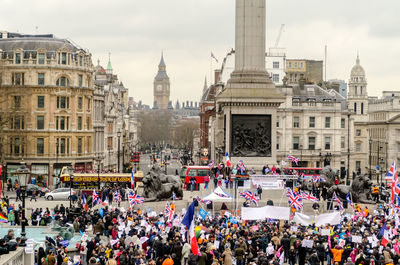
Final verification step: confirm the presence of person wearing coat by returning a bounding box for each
[181,242,191,265]
[222,247,233,265]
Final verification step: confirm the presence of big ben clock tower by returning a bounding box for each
[153,53,170,110]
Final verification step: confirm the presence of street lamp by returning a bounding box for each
[66,166,74,209]
[14,163,30,247]
[96,156,102,190]
[369,139,372,180]
[117,130,121,173]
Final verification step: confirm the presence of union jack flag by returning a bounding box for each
[287,155,299,165]
[92,190,101,206]
[239,190,259,206]
[288,192,303,210]
[238,160,246,172]
[114,190,121,203]
[165,202,174,221]
[128,192,144,206]
[387,161,400,203]
[214,192,230,198]
[208,160,215,168]
[299,191,319,202]
[332,192,344,211]
[312,175,322,182]
[196,196,211,205]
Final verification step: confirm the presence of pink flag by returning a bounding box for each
[328,235,331,249]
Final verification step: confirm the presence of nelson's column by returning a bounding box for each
[215,0,284,169]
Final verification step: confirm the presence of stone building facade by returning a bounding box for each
[153,54,170,110]
[0,32,94,186]
[286,59,323,86]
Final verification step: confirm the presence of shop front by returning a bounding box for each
[31,164,49,187]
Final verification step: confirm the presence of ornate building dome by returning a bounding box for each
[351,55,365,77]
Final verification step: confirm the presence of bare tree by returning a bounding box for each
[172,119,199,149]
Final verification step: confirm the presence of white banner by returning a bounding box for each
[293,212,341,227]
[252,177,285,190]
[241,206,290,220]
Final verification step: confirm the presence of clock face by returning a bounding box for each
[157,85,162,91]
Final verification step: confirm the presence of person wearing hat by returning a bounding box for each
[222,245,233,265]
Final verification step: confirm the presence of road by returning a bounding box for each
[139,154,182,176]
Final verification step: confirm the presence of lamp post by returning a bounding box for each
[117,130,121,173]
[96,156,101,190]
[68,166,74,209]
[14,163,30,247]
[377,142,381,185]
[369,139,372,180]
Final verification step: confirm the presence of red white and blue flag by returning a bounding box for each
[131,169,135,189]
[214,191,230,198]
[286,188,303,209]
[312,175,323,182]
[182,201,201,256]
[387,161,400,203]
[299,191,319,202]
[92,190,101,206]
[208,160,215,168]
[128,192,144,206]
[114,190,121,203]
[82,193,89,211]
[346,193,355,209]
[287,155,299,165]
[238,160,246,172]
[332,192,344,211]
[165,202,174,221]
[225,152,231,167]
[239,190,260,206]
[196,196,211,205]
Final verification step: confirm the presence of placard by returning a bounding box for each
[352,235,362,243]
[321,229,331,236]
[301,239,314,248]
[291,226,298,232]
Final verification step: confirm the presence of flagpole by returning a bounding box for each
[210,54,213,87]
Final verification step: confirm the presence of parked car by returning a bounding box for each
[45,188,75,201]
[26,184,50,197]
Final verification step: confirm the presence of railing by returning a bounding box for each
[251,174,298,180]
[1,247,34,265]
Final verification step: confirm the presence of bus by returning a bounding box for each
[180,166,210,190]
[59,166,144,189]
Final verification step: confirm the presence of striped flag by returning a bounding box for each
[182,202,201,256]
[332,192,344,211]
[287,155,299,165]
[225,152,231,167]
[131,169,135,189]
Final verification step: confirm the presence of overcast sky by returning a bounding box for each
[1,0,399,105]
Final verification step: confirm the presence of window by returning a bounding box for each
[60,116,65,130]
[398,143,400,152]
[37,96,45,108]
[325,137,331,150]
[341,118,345,129]
[37,116,44,130]
[276,116,280,127]
[308,136,315,150]
[78,97,83,110]
[77,138,82,154]
[300,62,304,68]
[56,116,69,130]
[107,137,113,150]
[356,161,361,172]
[294,62,298,68]
[79,56,83,66]
[293,117,300,128]
[12,73,24,85]
[272,74,279,83]
[14,138,20,154]
[325,117,331,128]
[78,75,83,87]
[354,103,357,113]
[288,62,292,68]
[11,115,24,130]
[14,96,21,108]
[61,53,67,64]
[56,76,69,87]
[38,73,45,85]
[77,116,82,130]
[341,136,345,149]
[57,96,69,109]
[38,53,45,64]
[293,136,299,150]
[356,143,361,152]
[37,138,44,154]
[309,117,315,128]
[277,136,280,150]
[273,62,279,69]
[356,129,361,136]
[361,103,364,114]
[15,53,21,64]
[60,138,66,153]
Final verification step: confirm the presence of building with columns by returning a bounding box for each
[0,31,94,187]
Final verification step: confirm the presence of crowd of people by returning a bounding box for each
[0,185,399,265]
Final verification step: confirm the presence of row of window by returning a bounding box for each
[13,52,85,66]
[276,116,346,129]
[10,72,85,87]
[13,95,91,110]
[276,136,332,150]
[8,114,90,131]
[288,61,304,69]
[9,137,89,155]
